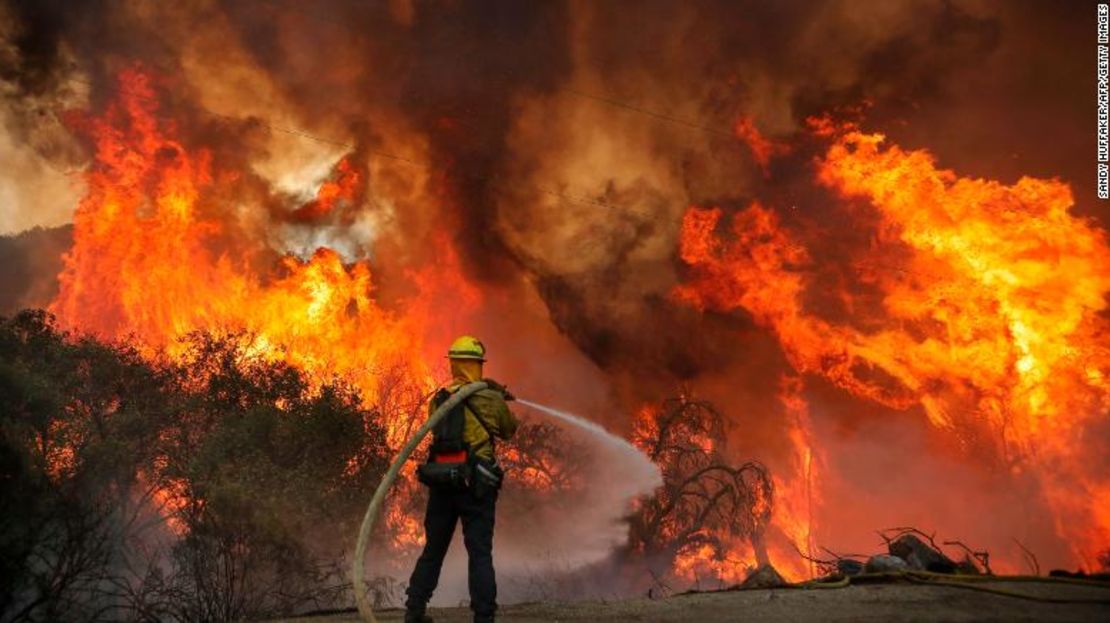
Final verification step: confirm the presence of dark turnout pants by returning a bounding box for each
[406,485,498,619]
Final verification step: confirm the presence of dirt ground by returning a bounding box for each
[274,578,1110,622]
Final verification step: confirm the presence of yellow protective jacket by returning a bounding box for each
[435,379,518,462]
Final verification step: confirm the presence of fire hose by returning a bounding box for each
[796,571,1110,604]
[351,381,489,623]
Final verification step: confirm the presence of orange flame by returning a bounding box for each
[770,375,822,580]
[49,68,462,442]
[290,156,364,222]
[675,119,1110,567]
[733,116,789,175]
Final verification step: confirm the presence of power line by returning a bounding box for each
[558,86,734,138]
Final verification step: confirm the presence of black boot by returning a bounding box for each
[404,608,433,623]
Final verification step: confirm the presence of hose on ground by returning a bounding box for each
[351,381,490,623]
[900,571,1110,604]
[799,570,1110,604]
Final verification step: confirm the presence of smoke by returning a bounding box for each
[514,399,662,561]
[0,0,1105,577]
[809,399,1073,574]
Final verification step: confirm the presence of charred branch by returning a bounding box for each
[1012,538,1041,577]
[627,396,773,578]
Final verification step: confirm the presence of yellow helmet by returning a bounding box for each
[447,335,486,361]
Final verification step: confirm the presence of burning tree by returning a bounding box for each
[143,331,393,620]
[628,396,773,582]
[500,420,588,494]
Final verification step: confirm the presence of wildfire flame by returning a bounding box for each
[49,68,462,445]
[734,116,790,176]
[675,118,1110,567]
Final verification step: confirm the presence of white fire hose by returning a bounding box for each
[352,381,489,623]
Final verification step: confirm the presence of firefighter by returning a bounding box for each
[405,336,518,623]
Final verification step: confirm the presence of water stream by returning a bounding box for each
[517,399,661,480]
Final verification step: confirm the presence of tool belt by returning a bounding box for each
[416,455,503,496]
[416,459,471,490]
